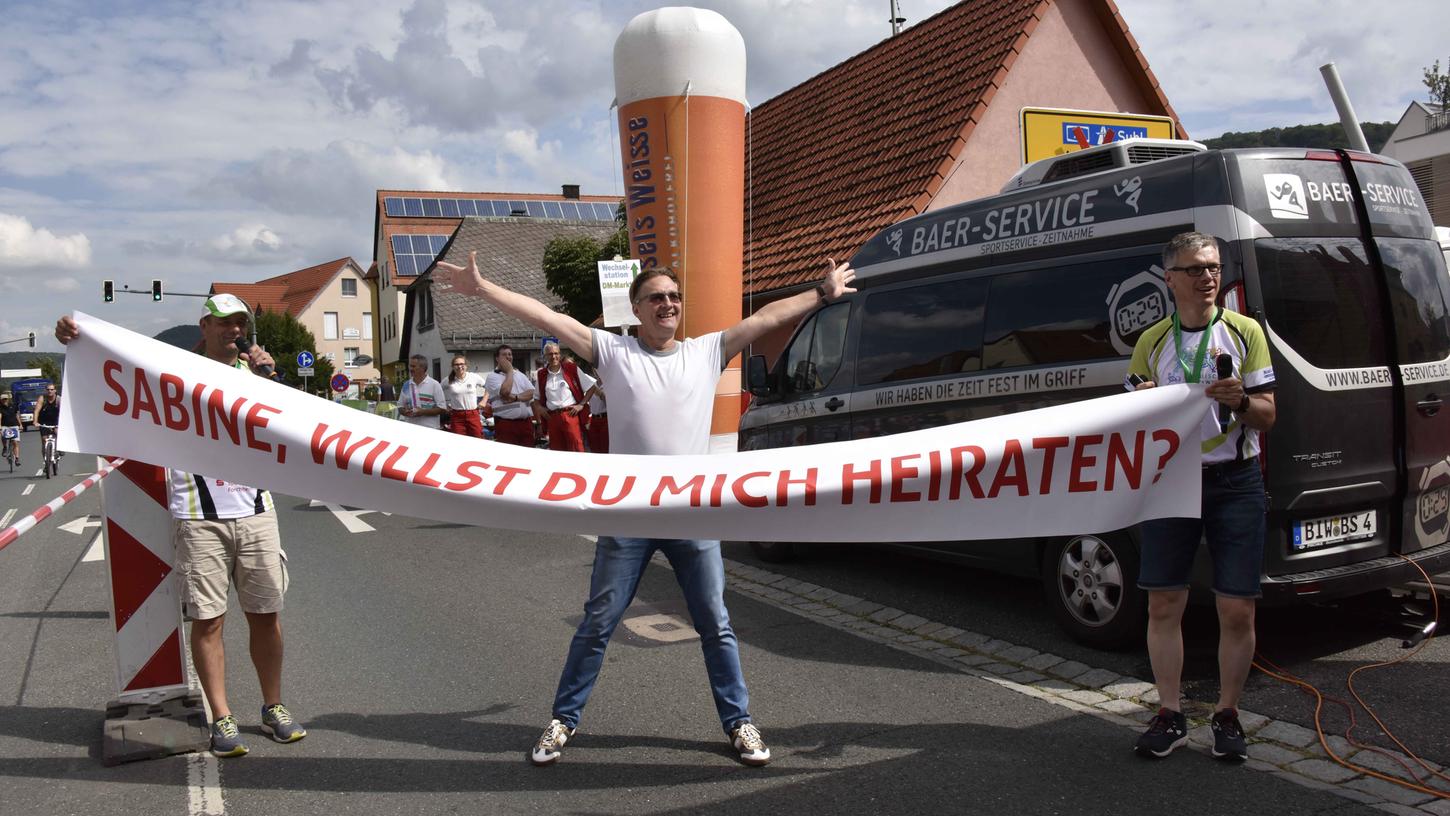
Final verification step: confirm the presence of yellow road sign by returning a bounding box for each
[1021,107,1176,165]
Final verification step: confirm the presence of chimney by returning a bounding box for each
[562,184,581,200]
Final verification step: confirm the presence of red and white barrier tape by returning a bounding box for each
[0,458,122,552]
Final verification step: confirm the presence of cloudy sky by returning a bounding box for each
[2,0,1442,352]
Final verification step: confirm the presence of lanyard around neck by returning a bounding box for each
[1172,307,1221,384]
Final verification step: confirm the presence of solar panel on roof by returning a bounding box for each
[509,201,527,215]
[456,199,476,217]
[594,202,617,220]
[491,200,511,217]
[441,198,459,217]
[560,202,580,219]
[422,198,442,217]
[384,198,405,216]
[404,198,423,217]
[429,235,448,253]
[526,201,545,217]
[543,201,562,219]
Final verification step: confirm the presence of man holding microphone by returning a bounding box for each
[1126,231,1276,763]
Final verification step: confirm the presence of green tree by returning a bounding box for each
[541,205,630,325]
[1425,58,1450,109]
[252,309,333,391]
[27,356,61,386]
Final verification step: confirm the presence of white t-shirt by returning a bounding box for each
[588,377,607,415]
[398,376,446,428]
[442,371,488,411]
[539,366,597,410]
[484,369,535,420]
[168,470,274,520]
[590,329,725,455]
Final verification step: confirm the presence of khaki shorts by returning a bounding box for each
[175,511,288,620]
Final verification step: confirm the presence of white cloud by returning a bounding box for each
[0,212,91,269]
[218,140,453,216]
[210,224,284,260]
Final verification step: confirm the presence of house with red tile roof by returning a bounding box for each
[370,187,622,380]
[211,256,377,388]
[742,0,1183,360]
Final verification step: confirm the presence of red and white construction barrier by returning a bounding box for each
[99,458,188,701]
[0,457,119,552]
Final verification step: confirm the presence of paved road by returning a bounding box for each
[0,435,1445,814]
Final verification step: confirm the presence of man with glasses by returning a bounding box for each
[535,341,595,452]
[1125,231,1277,762]
[434,250,855,768]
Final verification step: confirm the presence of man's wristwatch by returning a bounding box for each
[1235,394,1250,413]
[816,283,829,303]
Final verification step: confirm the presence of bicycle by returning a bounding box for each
[38,424,58,479]
[1,427,16,473]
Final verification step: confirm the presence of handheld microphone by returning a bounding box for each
[234,337,277,378]
[1215,353,1234,432]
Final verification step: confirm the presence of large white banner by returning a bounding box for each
[59,313,1207,542]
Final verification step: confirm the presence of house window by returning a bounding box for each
[364,312,373,340]
[341,278,358,298]
[419,288,434,328]
[323,312,339,340]
[344,347,360,367]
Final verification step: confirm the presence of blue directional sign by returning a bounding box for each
[297,351,315,368]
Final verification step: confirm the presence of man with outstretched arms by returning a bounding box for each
[1126,231,1276,762]
[55,294,307,758]
[434,250,855,767]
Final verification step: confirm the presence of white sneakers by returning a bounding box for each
[530,718,574,766]
[731,722,771,766]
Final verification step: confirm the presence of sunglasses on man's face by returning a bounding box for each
[638,291,683,305]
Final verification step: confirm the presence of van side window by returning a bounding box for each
[782,302,850,394]
[982,257,1159,369]
[855,278,987,386]
[1377,238,1450,364]
[1256,238,1389,368]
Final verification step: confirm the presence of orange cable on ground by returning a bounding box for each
[1251,554,1447,799]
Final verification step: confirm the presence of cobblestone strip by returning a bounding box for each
[718,556,1450,813]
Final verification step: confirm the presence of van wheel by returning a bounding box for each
[748,541,797,563]
[1042,533,1145,650]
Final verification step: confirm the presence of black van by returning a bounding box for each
[739,139,1450,648]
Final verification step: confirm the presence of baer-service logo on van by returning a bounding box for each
[1263,173,1309,219]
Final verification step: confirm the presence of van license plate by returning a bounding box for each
[1292,511,1376,551]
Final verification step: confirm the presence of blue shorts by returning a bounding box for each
[1137,459,1267,598]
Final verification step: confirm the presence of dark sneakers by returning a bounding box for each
[1211,708,1249,761]
[209,715,248,758]
[261,703,307,743]
[1135,707,1189,758]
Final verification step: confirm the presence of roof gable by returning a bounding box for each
[745,0,1179,295]
[409,217,621,349]
[211,257,361,318]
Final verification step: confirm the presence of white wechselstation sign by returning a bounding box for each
[597,259,642,328]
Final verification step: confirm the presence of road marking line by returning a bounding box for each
[184,637,223,816]
[309,499,377,533]
[81,533,104,562]
[22,484,34,496]
[0,508,14,528]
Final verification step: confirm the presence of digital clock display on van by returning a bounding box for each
[1115,290,1165,335]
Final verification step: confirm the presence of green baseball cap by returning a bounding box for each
[204,293,251,319]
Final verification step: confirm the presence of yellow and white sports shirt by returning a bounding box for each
[1127,307,1276,464]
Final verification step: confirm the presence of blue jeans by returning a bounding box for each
[551,537,751,734]
[1138,459,1267,598]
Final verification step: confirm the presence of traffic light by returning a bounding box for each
[151,279,163,302]
[27,332,35,348]
[103,279,114,302]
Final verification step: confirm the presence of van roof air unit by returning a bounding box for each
[1001,138,1207,192]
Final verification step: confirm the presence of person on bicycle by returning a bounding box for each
[0,392,20,466]
[36,384,61,460]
